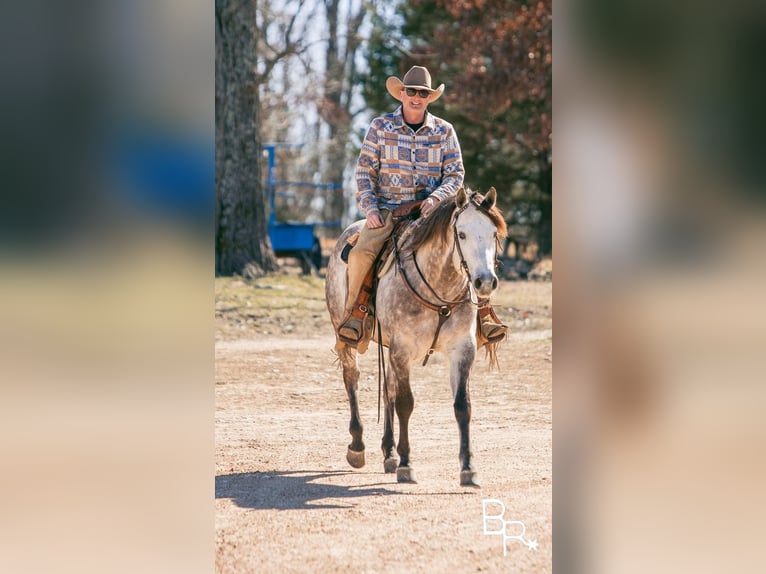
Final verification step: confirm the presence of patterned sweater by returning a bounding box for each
[355,106,465,216]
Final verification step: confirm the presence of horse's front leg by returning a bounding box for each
[339,345,365,468]
[451,341,480,487]
[380,344,398,473]
[381,394,398,473]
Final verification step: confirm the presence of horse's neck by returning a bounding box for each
[413,235,465,296]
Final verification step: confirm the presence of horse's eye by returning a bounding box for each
[458,231,466,240]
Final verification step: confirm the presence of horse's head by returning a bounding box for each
[452,187,507,298]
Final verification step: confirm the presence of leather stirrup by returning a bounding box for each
[338,266,376,345]
[477,301,507,345]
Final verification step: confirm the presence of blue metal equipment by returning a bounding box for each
[263,143,341,273]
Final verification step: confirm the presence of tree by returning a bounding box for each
[317,0,369,224]
[362,0,552,255]
[362,5,407,115]
[433,0,552,254]
[215,0,279,276]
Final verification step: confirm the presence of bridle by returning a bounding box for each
[450,197,477,287]
[394,196,497,365]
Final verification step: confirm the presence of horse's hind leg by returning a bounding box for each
[389,352,416,483]
[451,343,480,487]
[339,345,365,468]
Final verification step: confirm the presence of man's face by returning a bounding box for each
[400,87,430,122]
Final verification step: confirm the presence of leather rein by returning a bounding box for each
[394,199,478,366]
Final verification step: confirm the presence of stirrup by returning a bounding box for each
[477,299,507,345]
[339,266,375,346]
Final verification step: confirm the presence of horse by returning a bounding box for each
[325,187,507,486]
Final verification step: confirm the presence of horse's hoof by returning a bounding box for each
[396,467,417,483]
[460,470,481,487]
[383,457,398,474]
[346,448,366,469]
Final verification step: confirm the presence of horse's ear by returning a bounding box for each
[456,187,468,208]
[480,187,497,210]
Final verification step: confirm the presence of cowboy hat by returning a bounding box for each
[386,66,445,103]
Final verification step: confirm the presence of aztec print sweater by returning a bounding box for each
[355,107,465,217]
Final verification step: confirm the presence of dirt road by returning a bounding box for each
[215,276,551,573]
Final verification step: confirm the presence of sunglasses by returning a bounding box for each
[405,88,431,98]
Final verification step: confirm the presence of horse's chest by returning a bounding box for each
[377,289,473,351]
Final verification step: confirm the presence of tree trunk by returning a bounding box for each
[215,0,278,276]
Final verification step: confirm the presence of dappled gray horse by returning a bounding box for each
[325,187,507,486]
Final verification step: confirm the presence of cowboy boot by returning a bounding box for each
[478,300,508,344]
[338,258,374,345]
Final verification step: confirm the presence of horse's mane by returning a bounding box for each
[406,188,507,252]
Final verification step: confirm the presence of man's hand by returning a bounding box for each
[421,196,438,216]
[366,210,385,228]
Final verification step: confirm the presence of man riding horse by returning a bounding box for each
[338,65,507,346]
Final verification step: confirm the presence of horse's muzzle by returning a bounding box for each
[474,274,498,297]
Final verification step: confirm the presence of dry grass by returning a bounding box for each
[215,268,551,341]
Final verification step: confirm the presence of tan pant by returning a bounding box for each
[344,210,394,311]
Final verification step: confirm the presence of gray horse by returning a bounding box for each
[325,187,507,486]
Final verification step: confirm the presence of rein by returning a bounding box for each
[394,201,478,366]
[376,317,387,423]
